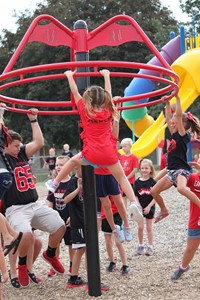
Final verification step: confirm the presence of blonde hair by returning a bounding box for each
[83,86,118,119]
[63,144,69,151]
[139,158,155,178]
[56,156,70,164]
[121,138,133,147]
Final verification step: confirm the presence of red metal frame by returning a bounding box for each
[0,14,179,115]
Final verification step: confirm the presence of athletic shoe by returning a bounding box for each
[129,203,143,223]
[42,251,65,274]
[121,265,130,276]
[122,225,132,242]
[112,225,125,243]
[106,261,116,272]
[171,265,190,280]
[27,270,42,283]
[45,179,59,193]
[48,268,56,277]
[66,277,87,288]
[18,264,30,287]
[134,245,144,255]
[145,246,153,256]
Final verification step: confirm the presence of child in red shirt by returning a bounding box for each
[120,138,139,209]
[46,69,142,221]
[171,160,200,280]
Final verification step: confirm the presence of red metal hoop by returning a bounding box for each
[0,60,178,115]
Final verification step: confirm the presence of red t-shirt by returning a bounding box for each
[77,99,118,165]
[187,173,200,229]
[119,154,138,184]
[101,196,118,219]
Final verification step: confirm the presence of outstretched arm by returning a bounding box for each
[99,69,112,96]
[64,70,81,104]
[188,161,200,171]
[25,108,44,158]
[165,100,173,134]
[112,97,121,139]
[175,95,185,136]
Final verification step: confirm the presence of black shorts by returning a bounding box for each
[143,206,155,219]
[101,212,122,233]
[71,227,85,245]
[95,174,120,197]
[62,227,72,245]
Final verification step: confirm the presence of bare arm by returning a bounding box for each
[175,95,185,136]
[0,103,7,129]
[127,167,138,180]
[99,69,112,96]
[25,108,44,158]
[64,70,81,104]
[188,161,200,171]
[112,97,121,138]
[165,100,173,134]
[63,177,82,204]
[63,187,79,204]
[112,120,119,139]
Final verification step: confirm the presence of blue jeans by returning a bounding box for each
[0,172,13,198]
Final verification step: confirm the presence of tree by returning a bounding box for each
[0,0,179,148]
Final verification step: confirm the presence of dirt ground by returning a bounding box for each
[2,185,200,300]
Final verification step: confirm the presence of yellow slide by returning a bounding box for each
[127,48,200,158]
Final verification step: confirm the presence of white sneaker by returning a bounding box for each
[145,246,153,256]
[45,179,59,193]
[129,203,143,223]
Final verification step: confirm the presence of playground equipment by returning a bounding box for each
[0,14,178,114]
[122,19,200,158]
[124,48,200,158]
[0,14,178,297]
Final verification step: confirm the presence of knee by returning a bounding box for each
[101,198,111,209]
[177,186,185,194]
[150,188,155,197]
[138,223,144,231]
[58,225,66,236]
[20,232,34,246]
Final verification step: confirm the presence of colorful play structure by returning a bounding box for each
[122,18,200,158]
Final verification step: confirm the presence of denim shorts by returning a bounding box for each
[188,228,200,239]
[166,169,190,186]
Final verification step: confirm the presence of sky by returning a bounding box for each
[0,0,191,35]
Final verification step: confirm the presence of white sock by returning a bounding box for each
[180,264,187,271]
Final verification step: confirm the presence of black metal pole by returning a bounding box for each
[74,20,101,297]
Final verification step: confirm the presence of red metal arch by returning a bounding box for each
[0,14,179,115]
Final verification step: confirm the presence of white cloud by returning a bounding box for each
[161,0,190,23]
[0,0,44,34]
[0,0,191,36]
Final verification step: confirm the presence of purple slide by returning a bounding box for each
[122,36,181,122]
